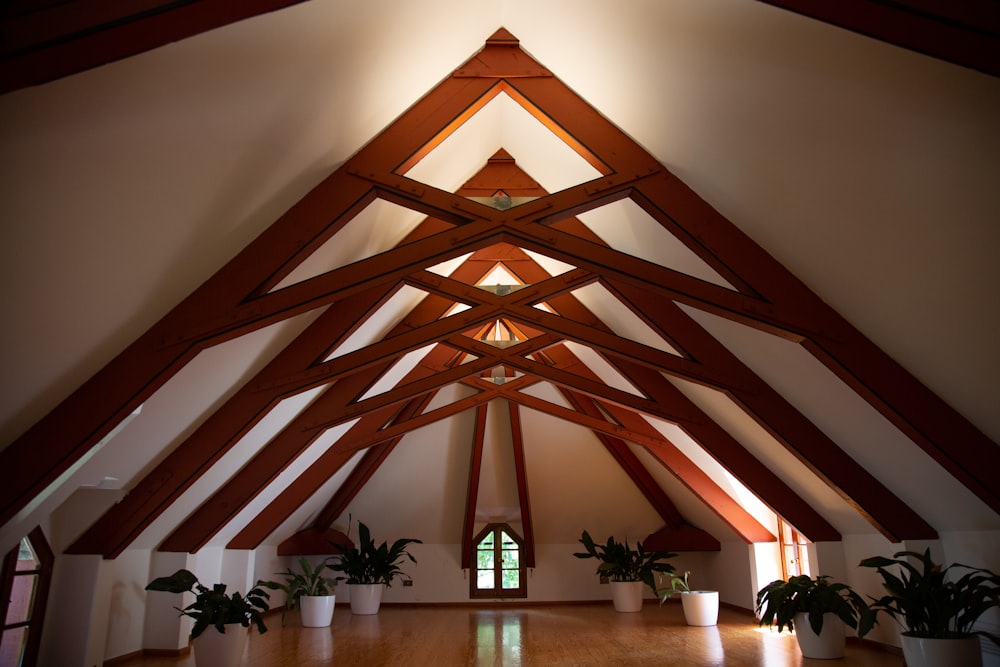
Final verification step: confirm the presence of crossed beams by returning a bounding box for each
[13,30,996,559]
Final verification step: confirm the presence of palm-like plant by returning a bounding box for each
[327,520,422,586]
[858,548,1000,646]
[260,557,339,623]
[755,574,868,635]
[573,530,676,593]
[145,569,270,638]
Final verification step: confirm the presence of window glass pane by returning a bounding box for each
[502,549,519,568]
[476,569,495,590]
[5,575,37,625]
[501,569,519,589]
[500,531,516,549]
[479,533,494,549]
[477,551,494,570]
[0,625,27,667]
[15,539,38,571]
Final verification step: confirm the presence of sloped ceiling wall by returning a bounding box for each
[1,0,998,558]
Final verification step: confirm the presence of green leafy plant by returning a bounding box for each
[260,557,339,624]
[755,574,869,635]
[859,548,1000,646]
[145,569,269,638]
[573,530,676,594]
[658,570,692,602]
[326,520,422,586]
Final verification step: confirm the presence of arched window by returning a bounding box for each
[470,524,526,599]
[0,527,53,667]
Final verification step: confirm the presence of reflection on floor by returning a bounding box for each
[115,602,903,666]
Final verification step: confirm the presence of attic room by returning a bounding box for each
[1,0,998,665]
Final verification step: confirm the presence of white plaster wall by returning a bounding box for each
[102,549,152,661]
[38,554,103,667]
[143,551,194,651]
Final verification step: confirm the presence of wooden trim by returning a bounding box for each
[468,524,528,599]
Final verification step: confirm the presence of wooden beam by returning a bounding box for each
[605,279,937,541]
[461,406,489,570]
[755,0,1000,78]
[66,284,400,557]
[0,170,374,527]
[507,402,536,567]
[0,1,313,94]
[558,391,685,529]
[276,528,351,557]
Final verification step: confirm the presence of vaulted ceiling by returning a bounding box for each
[1,1,998,559]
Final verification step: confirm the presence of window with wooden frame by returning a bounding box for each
[778,518,810,579]
[0,527,53,667]
[470,524,526,599]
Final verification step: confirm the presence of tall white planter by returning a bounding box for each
[680,591,719,626]
[300,594,336,627]
[793,612,846,659]
[610,581,645,612]
[192,625,247,667]
[900,634,982,667]
[349,583,385,615]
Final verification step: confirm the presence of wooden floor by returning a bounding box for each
[117,602,902,666]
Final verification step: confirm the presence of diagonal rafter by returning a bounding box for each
[603,278,938,541]
[71,226,522,555]
[11,27,993,557]
[548,359,771,546]
[65,283,402,557]
[506,401,536,567]
[460,405,490,569]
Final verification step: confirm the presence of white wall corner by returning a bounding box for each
[143,551,195,651]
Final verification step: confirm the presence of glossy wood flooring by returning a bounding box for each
[118,602,902,666]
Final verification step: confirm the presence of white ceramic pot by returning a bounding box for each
[349,583,385,615]
[680,591,719,626]
[610,580,645,612]
[793,612,845,659]
[192,625,247,667]
[900,633,982,667]
[300,594,336,627]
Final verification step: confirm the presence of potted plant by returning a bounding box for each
[261,556,339,627]
[859,548,1000,667]
[659,571,719,626]
[573,530,676,612]
[145,569,269,667]
[755,574,868,659]
[326,520,422,615]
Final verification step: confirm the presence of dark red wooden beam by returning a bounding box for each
[275,528,351,557]
[461,406,489,570]
[558,391,685,530]
[0,169,375,527]
[755,0,1000,78]
[311,398,430,530]
[549,374,772,546]
[14,28,995,559]
[605,279,937,541]
[66,284,400,557]
[230,378,539,550]
[507,402,536,567]
[509,65,998,516]
[0,1,312,94]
